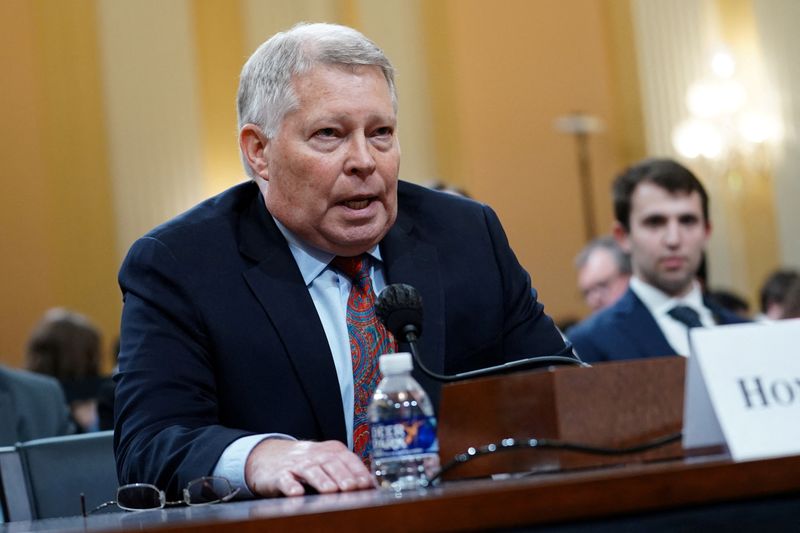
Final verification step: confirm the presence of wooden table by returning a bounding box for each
[3,452,800,532]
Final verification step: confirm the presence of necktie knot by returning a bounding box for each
[332,255,370,284]
[668,305,703,329]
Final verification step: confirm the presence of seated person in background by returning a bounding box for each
[0,364,74,446]
[756,269,799,321]
[574,236,631,314]
[25,308,110,433]
[427,180,472,199]
[115,22,568,500]
[705,289,750,319]
[96,337,120,431]
[567,158,748,363]
[781,277,800,319]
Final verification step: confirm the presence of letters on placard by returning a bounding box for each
[737,376,800,409]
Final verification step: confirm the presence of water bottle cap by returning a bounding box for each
[378,352,413,375]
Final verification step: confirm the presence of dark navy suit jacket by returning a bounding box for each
[115,180,566,495]
[566,287,749,363]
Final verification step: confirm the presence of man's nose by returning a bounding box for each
[586,292,603,311]
[344,134,376,178]
[664,220,681,247]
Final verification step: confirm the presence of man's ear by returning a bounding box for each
[239,124,270,180]
[612,221,631,253]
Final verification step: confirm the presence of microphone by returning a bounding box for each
[375,282,424,343]
[375,284,587,383]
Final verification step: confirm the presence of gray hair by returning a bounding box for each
[574,236,632,274]
[237,22,397,178]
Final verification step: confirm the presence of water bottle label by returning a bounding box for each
[370,415,438,458]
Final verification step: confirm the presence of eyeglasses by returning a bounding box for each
[579,274,623,300]
[86,476,239,515]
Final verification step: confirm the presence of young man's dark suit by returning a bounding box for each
[115,180,566,496]
[566,287,749,363]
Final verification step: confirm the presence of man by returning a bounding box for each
[705,289,750,319]
[783,277,800,319]
[567,158,747,363]
[757,269,799,321]
[115,23,567,500]
[574,236,631,313]
[26,307,107,433]
[0,364,73,446]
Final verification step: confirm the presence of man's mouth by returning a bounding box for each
[661,256,685,269]
[341,198,373,210]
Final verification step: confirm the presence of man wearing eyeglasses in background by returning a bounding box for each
[574,236,631,314]
[114,22,568,500]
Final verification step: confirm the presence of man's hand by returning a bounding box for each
[244,439,376,497]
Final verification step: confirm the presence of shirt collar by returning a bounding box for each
[629,276,704,315]
[271,215,382,286]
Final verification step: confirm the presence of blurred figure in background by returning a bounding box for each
[781,277,800,319]
[428,180,473,199]
[96,337,120,431]
[25,308,108,433]
[757,269,799,321]
[705,289,751,320]
[574,236,631,314]
[0,364,74,445]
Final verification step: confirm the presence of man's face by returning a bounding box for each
[260,64,399,256]
[577,248,629,312]
[616,182,710,297]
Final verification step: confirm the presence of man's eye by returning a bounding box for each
[373,127,393,137]
[643,217,665,227]
[314,128,337,138]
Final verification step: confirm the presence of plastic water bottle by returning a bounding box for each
[368,352,440,491]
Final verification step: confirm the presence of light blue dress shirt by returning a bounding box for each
[212,217,386,496]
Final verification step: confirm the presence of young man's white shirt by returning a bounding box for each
[628,277,715,357]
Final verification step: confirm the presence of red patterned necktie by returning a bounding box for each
[332,254,396,461]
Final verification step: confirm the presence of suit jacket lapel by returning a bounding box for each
[615,289,677,357]
[238,193,346,443]
[380,204,445,379]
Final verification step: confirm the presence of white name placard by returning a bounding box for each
[683,319,800,461]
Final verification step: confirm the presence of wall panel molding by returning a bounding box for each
[752,0,800,268]
[97,0,206,259]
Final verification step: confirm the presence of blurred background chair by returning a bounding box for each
[0,445,31,522]
[16,430,118,519]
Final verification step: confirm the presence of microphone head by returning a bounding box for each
[376,283,423,342]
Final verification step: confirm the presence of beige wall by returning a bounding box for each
[422,0,636,322]
[1,0,793,368]
[1,0,119,370]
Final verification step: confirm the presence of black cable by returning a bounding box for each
[428,432,683,485]
[408,335,589,384]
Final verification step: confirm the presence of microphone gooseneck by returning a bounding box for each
[376,284,587,384]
